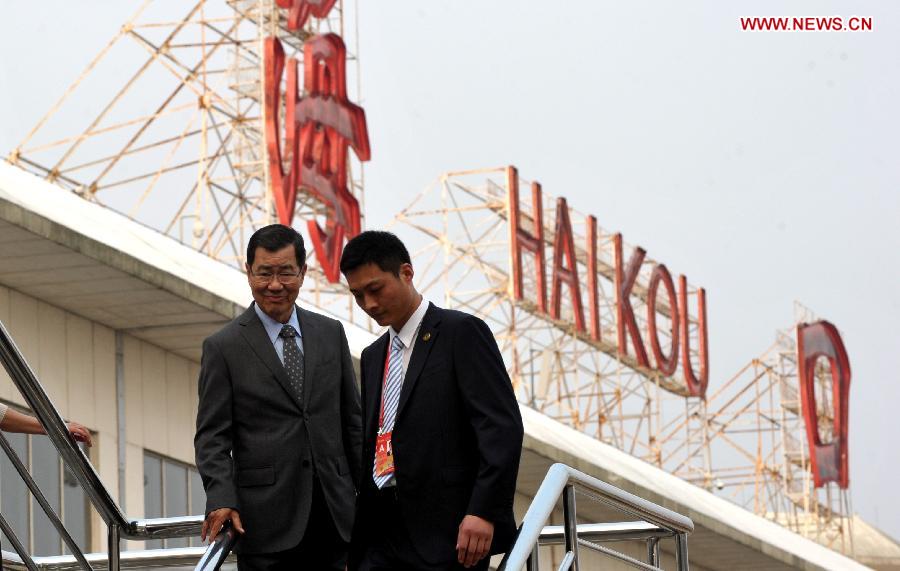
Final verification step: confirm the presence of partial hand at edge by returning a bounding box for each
[456,514,494,568]
[66,422,92,447]
[201,507,245,543]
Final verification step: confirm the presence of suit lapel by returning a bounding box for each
[238,304,302,413]
[396,303,441,419]
[295,307,315,406]
[365,333,390,438]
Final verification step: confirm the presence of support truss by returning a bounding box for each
[390,167,707,465]
[392,170,853,556]
[694,302,853,554]
[6,0,368,326]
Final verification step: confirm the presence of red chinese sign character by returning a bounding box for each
[796,320,851,489]
[264,37,300,229]
[263,33,370,283]
[297,33,370,282]
[276,0,337,31]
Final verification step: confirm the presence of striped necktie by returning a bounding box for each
[374,334,405,488]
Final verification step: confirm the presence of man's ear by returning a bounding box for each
[400,262,415,283]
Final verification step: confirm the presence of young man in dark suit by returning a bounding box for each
[341,231,524,571]
[195,224,362,570]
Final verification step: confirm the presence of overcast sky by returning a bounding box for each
[2,0,898,543]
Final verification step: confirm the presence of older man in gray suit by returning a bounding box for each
[195,224,362,570]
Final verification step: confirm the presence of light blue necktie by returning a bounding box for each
[374,335,405,488]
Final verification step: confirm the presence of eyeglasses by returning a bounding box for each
[251,270,303,285]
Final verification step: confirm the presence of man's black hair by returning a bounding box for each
[246,224,307,268]
[340,230,411,276]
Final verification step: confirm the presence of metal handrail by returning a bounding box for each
[0,319,235,569]
[0,431,91,569]
[499,463,694,571]
[1,546,237,571]
[537,522,674,544]
[1,524,238,571]
[194,521,240,571]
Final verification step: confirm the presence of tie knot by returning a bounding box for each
[279,324,298,339]
[391,335,404,351]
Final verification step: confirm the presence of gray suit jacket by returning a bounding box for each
[194,304,362,554]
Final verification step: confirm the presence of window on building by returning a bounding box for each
[0,429,91,556]
[143,451,205,549]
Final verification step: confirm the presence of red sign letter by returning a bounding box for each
[264,37,300,227]
[647,264,679,376]
[296,33,371,282]
[796,320,851,489]
[586,215,600,341]
[508,166,547,313]
[614,234,649,367]
[550,198,585,332]
[276,0,337,31]
[678,275,709,398]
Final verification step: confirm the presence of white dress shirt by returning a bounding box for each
[254,303,303,363]
[389,297,429,376]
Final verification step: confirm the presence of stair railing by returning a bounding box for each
[499,463,694,571]
[0,320,237,570]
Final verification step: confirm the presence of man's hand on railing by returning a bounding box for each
[66,422,92,447]
[457,514,494,568]
[202,508,245,543]
[0,408,92,447]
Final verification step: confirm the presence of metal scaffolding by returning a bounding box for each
[6,0,368,326]
[390,168,853,555]
[691,302,853,554]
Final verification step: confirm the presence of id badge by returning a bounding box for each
[374,431,395,476]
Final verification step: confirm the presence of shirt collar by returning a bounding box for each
[390,297,428,349]
[254,303,301,344]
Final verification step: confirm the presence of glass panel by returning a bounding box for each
[63,459,89,554]
[31,435,62,555]
[1,433,30,554]
[143,454,162,549]
[164,461,189,548]
[189,468,205,547]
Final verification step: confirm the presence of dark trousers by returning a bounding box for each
[238,478,348,571]
[354,487,490,571]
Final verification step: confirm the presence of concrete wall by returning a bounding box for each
[0,284,199,552]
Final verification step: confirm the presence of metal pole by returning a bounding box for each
[526,544,540,571]
[116,330,127,511]
[108,523,121,571]
[0,511,39,571]
[675,533,690,571]
[562,484,579,571]
[0,432,92,569]
[0,320,128,528]
[646,537,660,567]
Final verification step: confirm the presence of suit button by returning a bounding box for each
[302,460,310,468]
